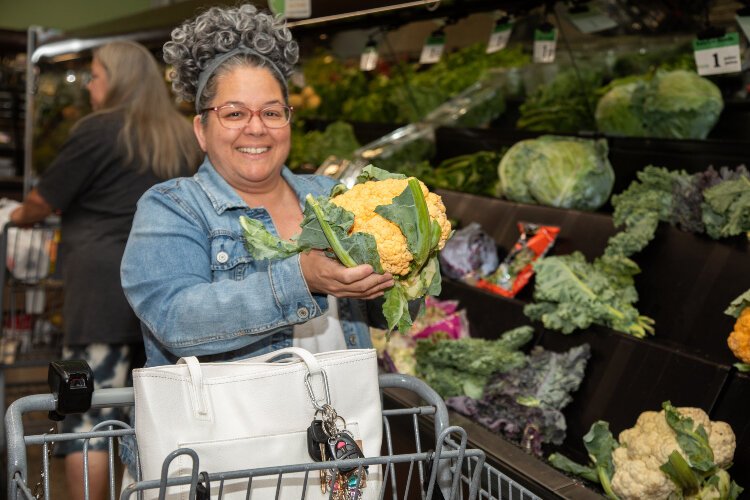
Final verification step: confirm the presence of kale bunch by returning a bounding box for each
[414,326,533,399]
[447,343,591,456]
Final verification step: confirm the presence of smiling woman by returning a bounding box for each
[120,3,396,375]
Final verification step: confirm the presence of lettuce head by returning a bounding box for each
[498,135,615,211]
[596,70,723,140]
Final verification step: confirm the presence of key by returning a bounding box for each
[307,419,329,462]
[327,431,365,473]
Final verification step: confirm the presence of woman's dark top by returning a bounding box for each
[37,110,163,345]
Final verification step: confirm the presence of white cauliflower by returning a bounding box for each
[611,407,736,500]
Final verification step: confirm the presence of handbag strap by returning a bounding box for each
[177,347,330,414]
[179,356,210,417]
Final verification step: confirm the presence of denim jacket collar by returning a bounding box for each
[193,157,322,215]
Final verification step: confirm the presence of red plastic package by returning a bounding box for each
[476,222,560,298]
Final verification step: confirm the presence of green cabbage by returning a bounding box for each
[596,70,723,140]
[498,135,615,211]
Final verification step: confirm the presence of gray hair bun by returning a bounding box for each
[163,4,299,102]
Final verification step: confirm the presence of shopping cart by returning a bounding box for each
[6,372,543,500]
[0,221,63,451]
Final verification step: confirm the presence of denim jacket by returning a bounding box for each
[121,158,372,368]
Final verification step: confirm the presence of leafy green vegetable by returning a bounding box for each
[702,176,750,239]
[524,252,654,337]
[583,422,620,500]
[498,135,614,211]
[414,326,533,398]
[548,453,599,483]
[548,421,619,499]
[517,68,604,133]
[448,343,590,455]
[288,121,361,172]
[605,165,750,259]
[420,151,504,197]
[596,70,723,140]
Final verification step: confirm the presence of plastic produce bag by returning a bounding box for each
[478,222,560,298]
[0,199,55,282]
[438,222,499,280]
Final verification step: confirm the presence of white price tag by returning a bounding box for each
[360,47,378,72]
[268,0,311,18]
[487,23,512,54]
[419,36,445,65]
[737,14,750,41]
[693,33,742,76]
[533,29,557,63]
[567,7,617,34]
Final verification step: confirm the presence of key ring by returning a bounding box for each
[305,369,331,411]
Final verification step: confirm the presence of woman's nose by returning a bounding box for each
[242,113,266,134]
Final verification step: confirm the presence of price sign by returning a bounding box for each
[360,47,378,72]
[487,23,512,54]
[533,29,557,63]
[420,35,445,65]
[693,33,741,76]
[567,7,617,34]
[268,0,311,18]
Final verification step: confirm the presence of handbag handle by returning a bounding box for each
[177,347,330,417]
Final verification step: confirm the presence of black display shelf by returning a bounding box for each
[433,188,750,483]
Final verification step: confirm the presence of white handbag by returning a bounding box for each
[133,347,383,499]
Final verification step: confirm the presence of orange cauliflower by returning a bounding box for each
[331,178,451,276]
[728,307,750,364]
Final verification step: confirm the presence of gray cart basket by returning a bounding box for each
[6,373,542,500]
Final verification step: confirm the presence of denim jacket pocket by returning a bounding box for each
[209,231,256,281]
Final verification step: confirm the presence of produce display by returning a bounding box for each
[596,70,724,140]
[240,165,451,333]
[498,135,615,211]
[605,165,750,258]
[550,403,743,499]
[288,121,360,172]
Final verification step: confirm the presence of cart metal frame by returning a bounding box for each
[6,373,542,500]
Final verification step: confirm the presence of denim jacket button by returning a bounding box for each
[348,334,357,345]
[216,251,229,264]
[297,307,309,319]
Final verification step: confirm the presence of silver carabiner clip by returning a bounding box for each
[305,368,331,411]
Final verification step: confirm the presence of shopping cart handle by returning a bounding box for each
[47,359,95,420]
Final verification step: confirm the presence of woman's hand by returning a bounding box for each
[300,250,394,300]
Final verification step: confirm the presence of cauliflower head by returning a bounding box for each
[331,178,451,275]
[728,307,750,364]
[611,407,736,500]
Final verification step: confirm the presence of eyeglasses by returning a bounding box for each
[200,103,293,129]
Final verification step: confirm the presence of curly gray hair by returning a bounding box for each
[163,4,299,112]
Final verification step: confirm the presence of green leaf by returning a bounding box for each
[548,453,600,483]
[660,450,701,494]
[240,216,301,259]
[375,178,432,270]
[583,421,619,500]
[356,164,407,183]
[383,285,410,333]
[724,289,750,318]
[662,401,716,474]
[735,362,750,373]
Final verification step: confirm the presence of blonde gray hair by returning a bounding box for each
[83,40,201,179]
[162,4,298,111]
